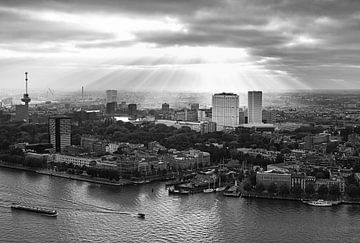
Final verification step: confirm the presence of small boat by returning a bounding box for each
[223,181,241,197]
[168,188,190,195]
[137,213,145,219]
[203,188,215,193]
[302,199,333,207]
[11,203,58,217]
[215,186,227,192]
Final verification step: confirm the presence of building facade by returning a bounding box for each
[212,93,239,131]
[106,90,117,103]
[49,116,71,153]
[248,91,262,124]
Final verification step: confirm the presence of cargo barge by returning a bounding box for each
[11,203,58,217]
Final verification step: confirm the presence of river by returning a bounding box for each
[0,168,359,242]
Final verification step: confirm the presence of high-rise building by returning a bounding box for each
[162,103,170,112]
[49,116,71,153]
[128,104,137,116]
[106,102,117,115]
[248,91,262,124]
[106,90,117,103]
[212,93,239,131]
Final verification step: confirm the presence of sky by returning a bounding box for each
[1,0,360,93]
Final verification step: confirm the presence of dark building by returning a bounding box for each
[48,116,71,153]
[106,102,117,115]
[128,104,137,116]
[162,103,170,112]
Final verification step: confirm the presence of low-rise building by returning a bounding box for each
[256,170,291,188]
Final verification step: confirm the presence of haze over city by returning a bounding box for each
[1,0,360,92]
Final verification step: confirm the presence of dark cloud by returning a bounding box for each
[1,0,360,90]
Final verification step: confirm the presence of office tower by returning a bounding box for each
[106,102,117,115]
[162,103,170,112]
[212,93,239,131]
[49,116,71,153]
[128,104,137,116]
[248,91,262,124]
[106,90,117,103]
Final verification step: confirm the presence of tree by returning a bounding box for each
[346,184,360,198]
[267,183,277,194]
[329,184,341,197]
[317,184,329,197]
[291,184,303,196]
[243,182,252,191]
[279,184,290,196]
[305,183,315,195]
[255,183,265,193]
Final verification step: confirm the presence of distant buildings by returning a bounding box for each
[248,91,262,124]
[212,92,239,131]
[49,116,71,153]
[162,103,170,112]
[128,104,137,116]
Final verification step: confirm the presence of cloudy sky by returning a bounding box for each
[1,0,360,92]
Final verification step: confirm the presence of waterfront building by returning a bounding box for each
[314,178,345,193]
[212,92,239,131]
[256,170,291,188]
[291,174,316,190]
[50,154,100,167]
[106,90,117,103]
[248,91,262,124]
[48,116,71,153]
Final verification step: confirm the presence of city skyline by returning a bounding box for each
[1,0,360,92]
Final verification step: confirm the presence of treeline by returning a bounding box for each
[86,167,120,181]
[0,123,49,151]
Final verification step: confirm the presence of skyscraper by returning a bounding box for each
[106,90,117,103]
[49,116,71,153]
[105,90,118,115]
[212,93,239,131]
[248,91,262,124]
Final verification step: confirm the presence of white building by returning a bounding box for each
[106,90,117,103]
[51,154,101,167]
[248,91,262,124]
[212,93,239,131]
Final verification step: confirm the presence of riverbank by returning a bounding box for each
[241,191,360,205]
[36,169,133,186]
[0,163,133,186]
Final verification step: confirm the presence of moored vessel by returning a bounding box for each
[302,199,340,207]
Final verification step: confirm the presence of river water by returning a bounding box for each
[0,168,359,243]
